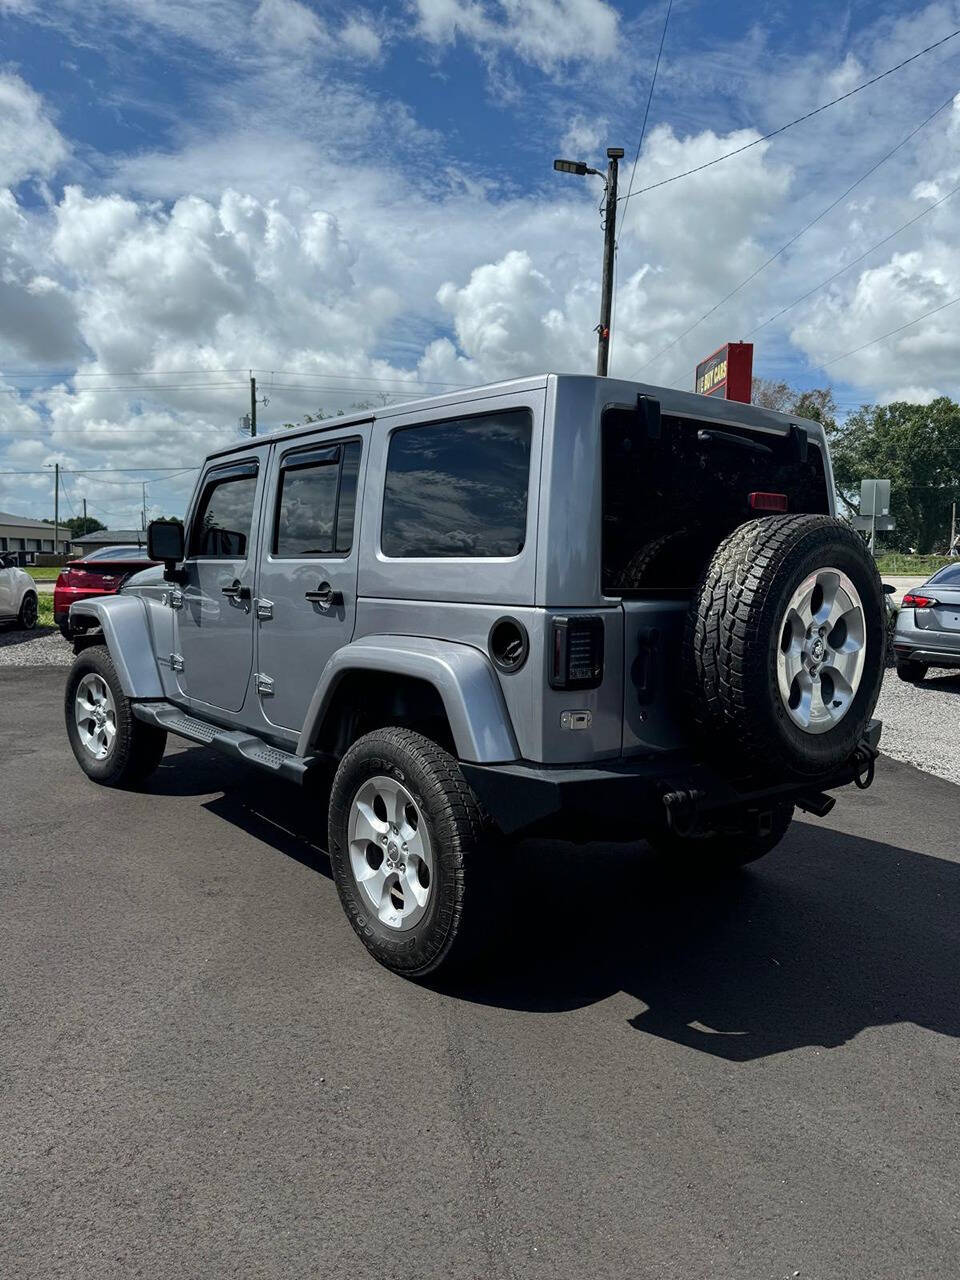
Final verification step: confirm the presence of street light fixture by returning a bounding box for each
[553,146,625,376]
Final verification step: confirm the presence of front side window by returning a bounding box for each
[273,439,362,557]
[189,467,258,558]
[381,410,532,558]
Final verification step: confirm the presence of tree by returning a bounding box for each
[281,394,390,430]
[43,515,107,537]
[828,398,960,552]
[751,378,838,433]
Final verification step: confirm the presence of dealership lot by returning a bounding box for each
[2,666,960,1279]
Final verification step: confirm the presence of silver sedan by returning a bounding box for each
[893,562,960,681]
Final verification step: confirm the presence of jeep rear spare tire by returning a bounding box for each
[685,514,885,777]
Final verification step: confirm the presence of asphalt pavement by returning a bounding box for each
[3,667,960,1280]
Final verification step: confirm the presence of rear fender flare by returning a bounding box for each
[297,635,520,764]
[69,595,164,699]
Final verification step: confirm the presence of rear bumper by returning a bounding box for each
[461,720,882,840]
[894,616,960,667]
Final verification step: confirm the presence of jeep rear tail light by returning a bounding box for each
[549,616,604,690]
[749,492,788,512]
[902,592,939,609]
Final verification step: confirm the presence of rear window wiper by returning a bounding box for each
[697,428,773,457]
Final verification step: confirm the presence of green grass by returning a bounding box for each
[37,595,56,628]
[26,566,63,581]
[874,553,953,575]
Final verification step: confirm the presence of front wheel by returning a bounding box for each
[17,592,37,630]
[647,803,795,872]
[65,645,167,786]
[327,728,490,977]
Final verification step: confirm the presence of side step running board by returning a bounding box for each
[131,701,319,785]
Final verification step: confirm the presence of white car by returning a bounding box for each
[0,554,38,629]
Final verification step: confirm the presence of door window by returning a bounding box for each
[189,465,258,559]
[273,439,362,558]
[381,410,532,558]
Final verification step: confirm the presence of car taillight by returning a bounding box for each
[902,592,939,608]
[749,492,788,512]
[549,616,604,690]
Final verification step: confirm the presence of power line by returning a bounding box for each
[619,0,673,229]
[2,366,470,390]
[632,88,956,374]
[746,178,960,336]
[619,28,960,201]
[821,292,960,367]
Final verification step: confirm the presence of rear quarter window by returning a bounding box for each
[381,410,532,558]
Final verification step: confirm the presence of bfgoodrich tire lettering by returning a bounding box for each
[65,644,167,787]
[328,727,489,977]
[685,514,885,777]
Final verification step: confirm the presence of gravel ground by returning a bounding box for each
[0,625,71,667]
[876,666,960,786]
[3,626,957,782]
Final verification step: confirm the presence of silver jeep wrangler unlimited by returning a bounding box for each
[64,375,885,976]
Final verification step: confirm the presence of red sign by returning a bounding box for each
[695,342,753,403]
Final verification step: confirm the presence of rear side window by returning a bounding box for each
[602,410,830,593]
[381,410,532,558]
[190,467,258,559]
[928,563,960,586]
[273,439,362,557]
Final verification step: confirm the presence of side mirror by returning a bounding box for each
[147,519,186,582]
[882,583,895,595]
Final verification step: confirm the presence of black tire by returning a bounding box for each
[17,592,37,630]
[896,659,927,683]
[647,802,795,872]
[328,728,490,977]
[58,621,73,641]
[685,514,885,777]
[64,644,167,787]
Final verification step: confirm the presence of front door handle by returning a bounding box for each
[305,581,343,611]
[221,579,251,602]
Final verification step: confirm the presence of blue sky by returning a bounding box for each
[1,0,960,523]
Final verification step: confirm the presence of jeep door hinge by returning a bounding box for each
[255,598,273,620]
[169,588,183,610]
[169,653,184,672]
[255,672,275,696]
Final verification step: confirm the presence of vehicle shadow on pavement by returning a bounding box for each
[453,821,960,1060]
[921,672,960,695]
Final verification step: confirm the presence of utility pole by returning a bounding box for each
[553,146,624,376]
[951,499,957,553]
[596,147,623,376]
[82,497,87,527]
[250,374,257,437]
[54,462,59,557]
[141,482,147,531]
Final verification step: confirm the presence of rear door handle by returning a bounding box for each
[305,581,343,611]
[221,579,251,601]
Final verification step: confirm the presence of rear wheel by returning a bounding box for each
[327,728,490,977]
[647,803,795,872]
[17,592,37,630]
[896,659,927,683]
[65,645,167,786]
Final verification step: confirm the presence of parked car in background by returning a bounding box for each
[54,544,157,639]
[0,552,38,629]
[893,562,960,681]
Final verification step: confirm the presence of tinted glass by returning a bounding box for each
[928,563,960,586]
[190,472,257,558]
[86,545,148,561]
[382,411,531,558]
[276,462,339,556]
[602,411,830,591]
[335,441,362,553]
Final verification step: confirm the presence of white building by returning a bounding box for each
[0,510,72,559]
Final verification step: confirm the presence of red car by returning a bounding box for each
[54,545,157,638]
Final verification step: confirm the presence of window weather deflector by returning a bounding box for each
[279,443,341,472]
